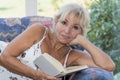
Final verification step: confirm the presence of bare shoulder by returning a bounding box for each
[25,23,46,37]
[17,23,46,44]
[68,49,84,65]
[2,24,47,56]
[68,49,92,66]
[70,49,86,56]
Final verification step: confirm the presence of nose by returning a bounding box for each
[64,26,71,34]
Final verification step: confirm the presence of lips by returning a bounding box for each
[61,34,70,40]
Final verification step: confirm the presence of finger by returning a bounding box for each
[44,75,57,80]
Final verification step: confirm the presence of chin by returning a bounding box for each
[58,37,71,44]
[60,40,70,44]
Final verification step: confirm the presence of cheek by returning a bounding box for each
[55,22,66,33]
[54,24,62,33]
[54,24,63,37]
[71,30,80,38]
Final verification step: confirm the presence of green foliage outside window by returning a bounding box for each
[88,0,120,75]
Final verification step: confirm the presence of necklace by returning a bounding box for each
[51,45,70,62]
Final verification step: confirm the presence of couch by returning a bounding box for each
[0,16,114,80]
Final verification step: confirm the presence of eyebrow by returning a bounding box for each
[64,18,68,22]
[64,18,82,29]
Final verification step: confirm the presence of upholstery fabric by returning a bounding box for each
[0,16,52,42]
[72,67,114,80]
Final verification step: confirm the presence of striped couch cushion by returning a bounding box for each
[0,16,52,42]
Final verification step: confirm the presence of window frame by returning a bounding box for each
[25,0,37,16]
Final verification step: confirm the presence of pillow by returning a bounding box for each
[29,16,53,28]
[0,16,53,42]
[0,41,9,54]
[0,17,28,42]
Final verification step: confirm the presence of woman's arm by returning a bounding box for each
[69,35,115,71]
[0,24,60,80]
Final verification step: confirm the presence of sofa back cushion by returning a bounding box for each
[0,16,53,42]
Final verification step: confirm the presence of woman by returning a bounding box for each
[0,3,115,80]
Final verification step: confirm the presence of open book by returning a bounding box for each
[34,53,88,77]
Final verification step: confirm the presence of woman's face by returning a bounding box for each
[54,15,83,44]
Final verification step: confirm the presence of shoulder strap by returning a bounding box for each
[63,48,72,68]
[38,27,48,46]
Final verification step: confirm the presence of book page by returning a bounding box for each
[64,65,88,74]
[43,53,65,71]
[56,65,88,77]
[34,53,65,76]
[66,65,88,70]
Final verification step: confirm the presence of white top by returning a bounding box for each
[0,28,71,80]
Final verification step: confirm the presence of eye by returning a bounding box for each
[73,25,79,30]
[61,21,67,25]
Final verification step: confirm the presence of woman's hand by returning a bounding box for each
[34,70,61,80]
[69,34,88,46]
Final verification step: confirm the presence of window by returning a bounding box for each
[0,0,88,17]
[0,0,25,18]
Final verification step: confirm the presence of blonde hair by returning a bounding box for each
[53,3,90,35]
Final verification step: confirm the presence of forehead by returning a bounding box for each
[60,14,80,24]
